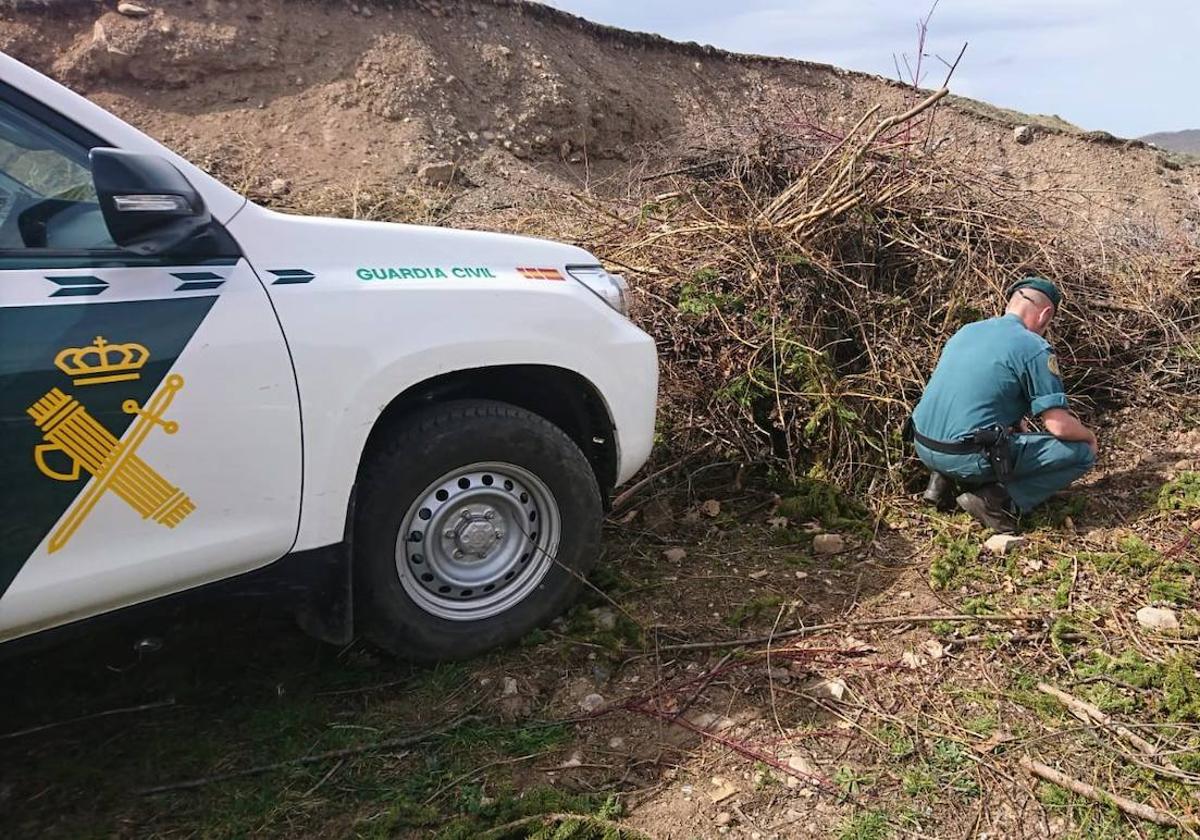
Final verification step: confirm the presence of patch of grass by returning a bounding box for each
[964,713,997,737]
[875,724,915,758]
[901,767,937,797]
[837,809,891,840]
[930,739,981,797]
[834,766,875,795]
[1158,471,1200,511]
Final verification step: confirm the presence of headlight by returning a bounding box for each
[566,265,628,317]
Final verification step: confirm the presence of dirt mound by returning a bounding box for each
[2,0,1197,242]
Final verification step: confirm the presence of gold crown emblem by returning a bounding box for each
[55,336,150,387]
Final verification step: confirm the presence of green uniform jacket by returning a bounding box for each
[912,313,1066,441]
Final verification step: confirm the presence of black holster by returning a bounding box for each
[968,424,1015,484]
[909,420,1015,485]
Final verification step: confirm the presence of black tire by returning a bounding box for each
[355,399,602,661]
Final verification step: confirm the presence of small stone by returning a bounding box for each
[785,754,816,788]
[690,712,737,732]
[1137,606,1180,631]
[748,568,770,580]
[813,534,845,555]
[117,2,151,17]
[361,5,373,16]
[417,161,456,185]
[700,499,721,518]
[1013,124,1034,144]
[680,783,694,799]
[709,776,737,803]
[794,571,808,579]
[1191,518,1200,533]
[475,19,489,30]
[715,812,733,826]
[559,751,582,768]
[921,639,945,660]
[580,692,605,713]
[268,178,290,197]
[590,607,617,632]
[984,534,1027,556]
[502,677,518,696]
[767,666,791,681]
[607,736,625,749]
[897,590,913,599]
[663,547,687,563]
[809,677,846,701]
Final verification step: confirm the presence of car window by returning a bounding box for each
[0,98,115,251]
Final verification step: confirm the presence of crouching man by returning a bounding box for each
[910,277,1098,532]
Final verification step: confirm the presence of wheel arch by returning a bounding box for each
[356,364,619,504]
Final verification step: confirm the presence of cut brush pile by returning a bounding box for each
[576,89,1200,490]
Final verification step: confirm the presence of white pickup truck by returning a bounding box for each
[0,54,658,660]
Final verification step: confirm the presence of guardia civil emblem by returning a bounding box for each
[26,336,194,553]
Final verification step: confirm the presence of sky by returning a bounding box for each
[540,0,1197,138]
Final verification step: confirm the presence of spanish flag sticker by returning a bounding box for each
[517,267,565,281]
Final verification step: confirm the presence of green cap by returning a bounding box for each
[1007,276,1062,309]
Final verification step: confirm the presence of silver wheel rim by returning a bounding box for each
[395,461,562,622]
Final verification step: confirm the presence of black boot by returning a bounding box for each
[922,472,955,508]
[956,485,1018,533]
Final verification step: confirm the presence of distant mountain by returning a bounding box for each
[1141,129,1200,155]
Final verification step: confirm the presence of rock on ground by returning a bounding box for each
[579,692,605,713]
[1136,606,1180,631]
[984,534,1027,556]
[1013,124,1034,144]
[418,160,456,185]
[812,533,844,555]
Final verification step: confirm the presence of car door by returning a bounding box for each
[0,87,302,641]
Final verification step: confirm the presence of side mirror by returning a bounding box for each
[90,148,212,255]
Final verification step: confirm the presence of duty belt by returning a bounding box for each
[907,421,1016,484]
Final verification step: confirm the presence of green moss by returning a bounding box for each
[929,532,981,590]
[726,594,786,627]
[1158,471,1200,511]
[961,596,996,616]
[775,476,868,532]
[1164,654,1200,721]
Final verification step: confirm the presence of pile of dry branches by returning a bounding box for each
[576,90,1200,491]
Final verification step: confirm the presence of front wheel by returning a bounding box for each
[355,400,603,660]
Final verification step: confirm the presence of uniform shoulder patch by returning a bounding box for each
[1047,354,1061,377]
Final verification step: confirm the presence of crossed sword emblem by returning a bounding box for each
[27,375,195,554]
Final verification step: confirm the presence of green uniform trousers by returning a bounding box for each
[916,433,1095,514]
